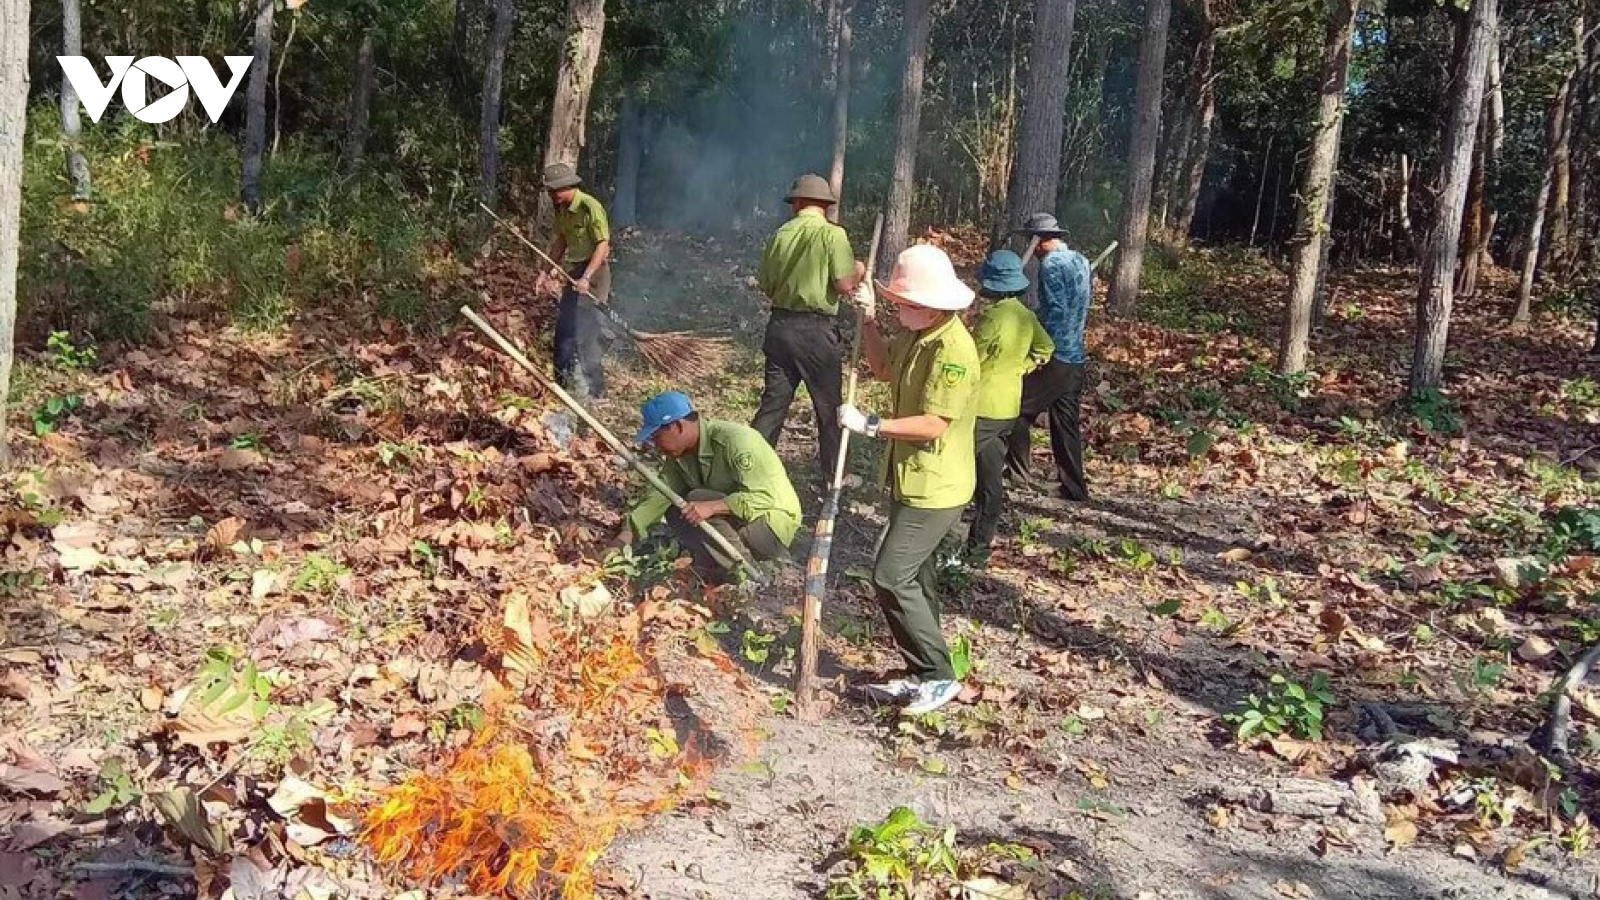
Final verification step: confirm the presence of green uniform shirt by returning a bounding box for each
[885,315,981,509]
[972,297,1054,420]
[758,208,855,316]
[554,190,611,263]
[626,419,803,545]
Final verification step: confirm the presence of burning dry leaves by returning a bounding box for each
[0,292,730,899]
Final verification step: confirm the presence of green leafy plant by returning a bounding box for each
[741,628,778,666]
[32,394,83,435]
[1560,377,1600,410]
[603,541,681,585]
[47,331,97,370]
[378,441,424,469]
[949,635,973,681]
[826,808,958,900]
[1406,389,1462,435]
[1235,575,1287,608]
[1115,538,1156,571]
[230,431,266,452]
[1225,673,1335,741]
[292,554,351,594]
[83,759,141,815]
[1017,517,1050,548]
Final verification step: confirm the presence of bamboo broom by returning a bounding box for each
[477,203,733,381]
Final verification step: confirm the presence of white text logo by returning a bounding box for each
[58,56,253,124]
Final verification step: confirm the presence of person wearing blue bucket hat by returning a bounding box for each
[965,250,1054,562]
[619,391,802,575]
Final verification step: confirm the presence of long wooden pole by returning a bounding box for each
[459,306,751,571]
[796,214,883,718]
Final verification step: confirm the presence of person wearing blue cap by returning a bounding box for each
[618,391,803,574]
[966,250,1054,561]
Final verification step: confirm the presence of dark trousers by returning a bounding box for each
[667,490,788,573]
[751,310,844,477]
[1006,360,1088,501]
[872,503,963,681]
[967,416,1017,552]
[554,260,613,400]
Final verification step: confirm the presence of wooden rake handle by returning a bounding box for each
[459,306,752,572]
[796,213,884,718]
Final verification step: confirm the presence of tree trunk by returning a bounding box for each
[880,0,934,276]
[344,28,376,177]
[1410,0,1496,398]
[538,0,607,231]
[0,0,28,464]
[827,0,853,222]
[1174,0,1218,240]
[1107,0,1173,318]
[477,0,513,214]
[1466,30,1504,296]
[1547,14,1585,278]
[613,86,643,227]
[452,0,475,99]
[1397,152,1414,252]
[1005,0,1077,234]
[1250,134,1274,247]
[1277,0,1358,375]
[59,0,90,201]
[1311,171,1339,326]
[1514,31,1578,326]
[1456,102,1488,297]
[241,0,275,214]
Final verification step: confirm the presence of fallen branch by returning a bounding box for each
[1533,642,1600,767]
[74,861,194,878]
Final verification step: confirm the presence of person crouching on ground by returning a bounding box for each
[617,391,802,578]
[838,245,981,716]
[966,249,1053,564]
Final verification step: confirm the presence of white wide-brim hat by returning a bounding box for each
[876,244,975,312]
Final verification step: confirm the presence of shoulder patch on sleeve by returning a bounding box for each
[941,363,968,387]
[733,450,756,472]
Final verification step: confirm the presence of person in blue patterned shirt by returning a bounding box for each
[1006,212,1091,501]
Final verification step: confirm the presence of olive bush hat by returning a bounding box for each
[543,162,582,190]
[784,173,837,205]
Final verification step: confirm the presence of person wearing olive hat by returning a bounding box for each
[544,161,614,400]
[1009,212,1092,502]
[966,249,1054,562]
[751,173,866,481]
[837,244,980,717]
[618,391,803,576]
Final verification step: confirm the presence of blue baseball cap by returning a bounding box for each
[636,391,694,445]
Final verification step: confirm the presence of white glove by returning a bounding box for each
[838,404,880,437]
[850,282,876,319]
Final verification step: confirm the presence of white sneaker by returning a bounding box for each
[860,678,920,703]
[901,680,963,716]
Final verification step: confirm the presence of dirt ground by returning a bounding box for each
[597,231,1600,900]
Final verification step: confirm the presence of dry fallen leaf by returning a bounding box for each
[0,763,67,795]
[151,787,230,855]
[389,714,428,739]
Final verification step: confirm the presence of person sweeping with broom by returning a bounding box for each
[617,391,803,579]
[966,249,1053,565]
[838,245,980,716]
[752,174,866,481]
[543,161,614,400]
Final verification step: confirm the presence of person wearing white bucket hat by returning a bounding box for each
[837,244,980,717]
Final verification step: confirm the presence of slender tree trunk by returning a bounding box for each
[1250,134,1274,248]
[452,0,474,98]
[1311,167,1339,325]
[1107,0,1173,317]
[344,28,376,177]
[1174,0,1218,239]
[1514,34,1578,326]
[1410,0,1496,398]
[613,86,643,227]
[1456,104,1489,297]
[60,0,90,201]
[828,0,854,222]
[0,0,28,465]
[477,0,513,213]
[880,0,934,275]
[1467,31,1504,294]
[1397,152,1413,252]
[1548,14,1585,277]
[1279,0,1358,374]
[538,0,607,231]
[241,0,275,214]
[1006,0,1077,234]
